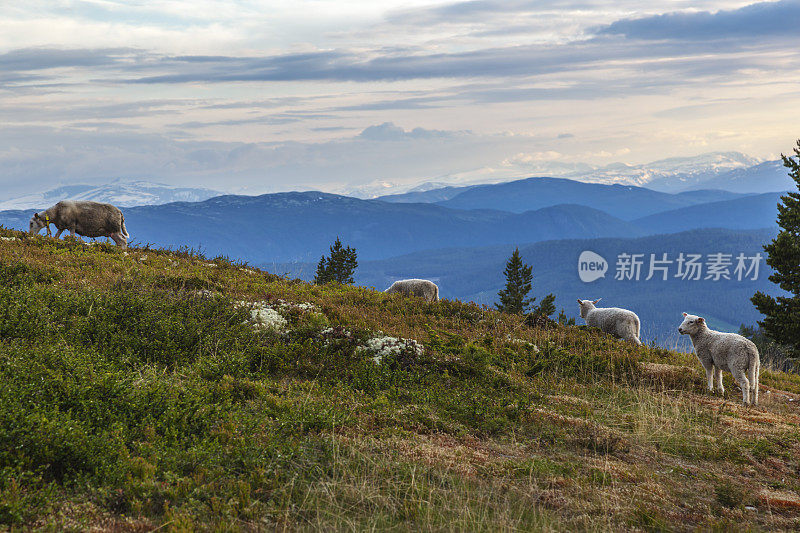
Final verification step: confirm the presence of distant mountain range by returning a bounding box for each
[0,181,221,211]
[350,151,765,198]
[574,151,761,191]
[106,195,648,262]
[378,184,477,204]
[375,153,791,202]
[633,192,782,234]
[0,176,783,263]
[689,160,794,194]
[424,178,748,219]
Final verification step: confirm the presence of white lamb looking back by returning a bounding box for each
[678,313,760,405]
[577,299,641,345]
[384,279,439,303]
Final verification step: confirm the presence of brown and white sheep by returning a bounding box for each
[29,200,129,248]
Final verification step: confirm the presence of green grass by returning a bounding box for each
[1,228,800,531]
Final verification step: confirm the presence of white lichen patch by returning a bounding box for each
[251,307,287,331]
[195,289,218,299]
[273,299,320,313]
[0,236,16,241]
[319,326,354,342]
[236,301,288,332]
[505,336,540,352]
[358,335,424,365]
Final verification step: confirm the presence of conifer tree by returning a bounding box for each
[496,248,534,314]
[314,237,358,284]
[534,293,556,318]
[752,139,800,359]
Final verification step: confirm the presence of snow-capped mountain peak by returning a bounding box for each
[0,180,222,211]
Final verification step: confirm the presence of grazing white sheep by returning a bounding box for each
[384,279,439,302]
[678,313,760,405]
[29,200,129,248]
[577,298,641,345]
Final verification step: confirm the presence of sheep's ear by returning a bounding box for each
[682,312,687,317]
[592,298,601,304]
[33,213,40,220]
[577,299,582,304]
[697,317,705,324]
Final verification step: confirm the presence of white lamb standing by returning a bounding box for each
[577,299,642,345]
[384,279,439,303]
[678,313,760,405]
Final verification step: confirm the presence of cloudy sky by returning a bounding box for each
[1,0,799,196]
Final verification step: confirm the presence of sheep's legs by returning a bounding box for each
[733,370,750,405]
[715,367,725,395]
[749,364,759,406]
[704,364,715,393]
[54,229,64,239]
[110,232,127,248]
[68,228,83,242]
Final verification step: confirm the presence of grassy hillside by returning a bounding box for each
[2,228,800,531]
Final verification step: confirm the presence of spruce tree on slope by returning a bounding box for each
[752,139,800,360]
[315,237,358,285]
[496,248,534,314]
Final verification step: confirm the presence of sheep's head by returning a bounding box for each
[678,312,706,335]
[577,298,601,318]
[28,213,47,235]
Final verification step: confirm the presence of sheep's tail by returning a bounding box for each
[121,213,129,238]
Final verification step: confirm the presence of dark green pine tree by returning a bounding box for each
[752,139,800,360]
[496,248,534,314]
[534,293,557,318]
[314,255,331,284]
[314,237,358,285]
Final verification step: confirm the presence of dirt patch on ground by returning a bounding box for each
[758,489,800,512]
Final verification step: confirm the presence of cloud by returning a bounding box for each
[334,96,440,111]
[172,113,337,129]
[503,151,563,164]
[2,3,799,93]
[0,99,187,122]
[357,122,466,141]
[311,126,352,132]
[0,1,797,198]
[114,41,708,84]
[0,123,542,197]
[384,0,603,26]
[0,47,134,71]
[599,0,800,41]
